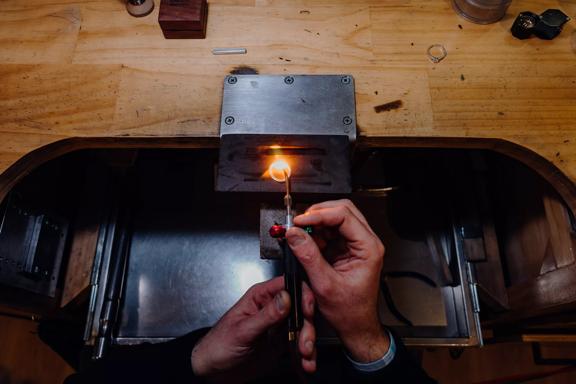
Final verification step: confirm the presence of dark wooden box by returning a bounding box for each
[158,0,208,39]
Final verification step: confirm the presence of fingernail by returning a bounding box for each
[305,340,314,354]
[275,292,286,312]
[287,229,306,246]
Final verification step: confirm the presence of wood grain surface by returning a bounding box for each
[0,314,74,384]
[0,0,575,208]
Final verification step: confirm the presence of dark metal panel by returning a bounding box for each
[216,134,351,194]
[219,75,356,141]
[0,195,68,297]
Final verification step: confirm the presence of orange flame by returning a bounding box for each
[268,158,291,182]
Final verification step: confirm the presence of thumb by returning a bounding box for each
[241,290,291,341]
[286,227,336,287]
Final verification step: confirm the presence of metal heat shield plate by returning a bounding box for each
[216,134,351,194]
[219,75,356,141]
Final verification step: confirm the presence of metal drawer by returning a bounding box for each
[84,150,482,359]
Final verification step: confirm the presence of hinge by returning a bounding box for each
[466,262,481,314]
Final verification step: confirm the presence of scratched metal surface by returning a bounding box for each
[220,75,356,141]
[117,151,283,338]
[118,204,282,338]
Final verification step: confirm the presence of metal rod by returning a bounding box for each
[282,170,302,341]
[212,48,247,55]
[0,311,39,322]
[284,169,293,227]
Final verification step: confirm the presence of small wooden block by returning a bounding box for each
[158,0,208,39]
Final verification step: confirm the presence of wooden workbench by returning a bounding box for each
[1,0,575,209]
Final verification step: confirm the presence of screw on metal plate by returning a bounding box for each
[341,76,351,84]
[227,76,238,84]
[342,116,353,125]
[224,116,235,125]
[219,75,357,142]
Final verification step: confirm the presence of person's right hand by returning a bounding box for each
[286,199,390,363]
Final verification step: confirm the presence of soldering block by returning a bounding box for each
[260,204,309,260]
[216,134,352,194]
[158,0,208,39]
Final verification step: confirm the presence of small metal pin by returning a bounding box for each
[212,48,247,55]
[283,169,293,228]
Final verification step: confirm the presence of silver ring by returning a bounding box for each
[427,44,447,63]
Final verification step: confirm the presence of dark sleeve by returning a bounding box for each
[343,330,437,384]
[64,328,211,384]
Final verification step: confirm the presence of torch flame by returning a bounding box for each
[269,159,291,182]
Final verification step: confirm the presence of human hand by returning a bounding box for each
[191,276,316,382]
[286,199,389,363]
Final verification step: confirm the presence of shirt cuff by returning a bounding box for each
[345,330,396,373]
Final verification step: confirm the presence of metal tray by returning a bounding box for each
[83,150,482,352]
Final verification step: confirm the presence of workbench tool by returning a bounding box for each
[452,0,511,24]
[158,0,208,39]
[216,75,355,194]
[511,9,570,40]
[268,161,304,341]
[126,0,154,17]
[281,169,303,341]
[215,74,356,342]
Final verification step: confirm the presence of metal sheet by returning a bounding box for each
[381,277,448,327]
[219,75,357,141]
[117,195,282,338]
[216,134,351,194]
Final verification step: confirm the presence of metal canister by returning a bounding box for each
[452,0,512,24]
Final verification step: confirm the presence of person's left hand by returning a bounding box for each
[191,276,316,383]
